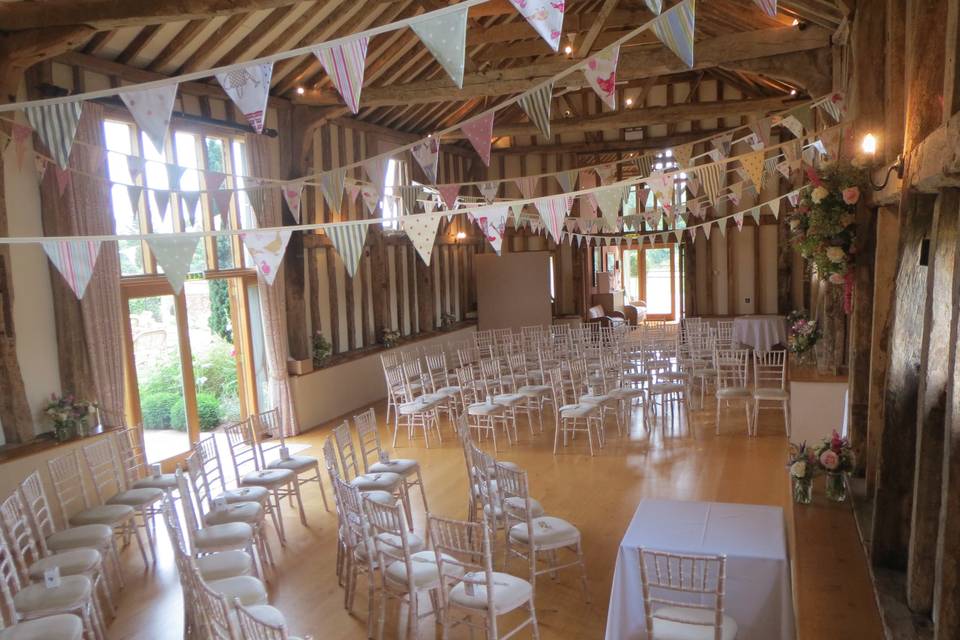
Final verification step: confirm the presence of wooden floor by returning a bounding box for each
[106,400,883,640]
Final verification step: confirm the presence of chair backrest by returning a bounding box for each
[494,461,535,533]
[547,367,567,409]
[353,409,382,474]
[254,408,285,447]
[223,420,264,480]
[233,599,293,640]
[175,469,203,544]
[428,514,496,613]
[715,349,750,389]
[47,450,92,523]
[380,351,400,371]
[639,549,727,640]
[0,492,43,580]
[456,366,481,406]
[184,451,214,516]
[82,437,126,503]
[331,476,372,561]
[332,421,362,481]
[754,350,787,390]
[192,562,236,639]
[363,497,413,588]
[424,350,450,383]
[321,437,341,483]
[18,471,59,541]
[0,533,24,606]
[195,435,231,496]
[115,427,150,487]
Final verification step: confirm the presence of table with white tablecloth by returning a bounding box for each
[732,315,787,351]
[604,499,795,640]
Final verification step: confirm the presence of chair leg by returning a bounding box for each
[784,400,791,437]
[291,481,308,526]
[271,489,287,543]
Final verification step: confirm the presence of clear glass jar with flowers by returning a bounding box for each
[787,162,868,313]
[44,393,98,443]
[786,310,821,368]
[787,442,818,504]
[815,431,855,502]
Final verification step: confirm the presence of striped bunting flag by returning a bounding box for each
[514,176,539,199]
[535,195,572,244]
[645,0,663,14]
[753,0,777,17]
[410,5,468,87]
[26,101,84,169]
[696,163,725,206]
[320,168,347,213]
[518,82,554,139]
[315,36,370,114]
[397,185,422,216]
[146,236,200,295]
[817,93,845,123]
[651,0,696,68]
[634,154,653,177]
[241,229,293,285]
[326,222,369,278]
[42,240,101,299]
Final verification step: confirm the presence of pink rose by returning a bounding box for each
[842,186,860,205]
[829,273,845,284]
[820,450,840,470]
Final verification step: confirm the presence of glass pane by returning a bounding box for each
[644,248,673,315]
[174,132,207,273]
[103,121,143,275]
[246,284,270,413]
[129,295,188,462]
[381,158,400,230]
[206,137,234,270]
[184,279,240,429]
[142,131,173,234]
[624,251,640,303]
[232,140,254,268]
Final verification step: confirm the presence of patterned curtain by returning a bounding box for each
[39,103,125,414]
[245,133,300,436]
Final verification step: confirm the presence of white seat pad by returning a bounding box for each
[0,614,83,640]
[204,501,263,526]
[221,486,269,504]
[484,497,545,519]
[579,393,616,406]
[399,398,443,415]
[651,606,738,640]
[369,458,419,475]
[361,490,396,505]
[27,548,100,581]
[753,388,789,400]
[207,575,268,607]
[132,474,177,491]
[609,387,645,399]
[509,516,580,548]
[228,604,285,630]
[716,387,752,398]
[45,525,112,552]
[467,402,505,417]
[267,455,319,473]
[449,572,532,614]
[517,385,551,397]
[196,550,253,582]
[493,393,524,407]
[559,404,599,419]
[350,472,402,492]
[355,533,425,560]
[194,522,253,549]
[651,383,685,393]
[13,575,91,613]
[107,487,164,507]
[68,504,133,527]
[241,468,295,487]
[384,551,464,590]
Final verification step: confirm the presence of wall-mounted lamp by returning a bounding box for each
[861,132,904,190]
[455,231,467,242]
[625,97,634,107]
[861,133,877,155]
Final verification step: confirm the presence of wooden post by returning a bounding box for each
[847,200,876,470]
[369,224,387,342]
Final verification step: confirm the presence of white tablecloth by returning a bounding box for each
[732,315,787,351]
[604,499,795,640]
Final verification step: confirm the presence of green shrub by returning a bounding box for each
[170,393,223,432]
[141,392,177,430]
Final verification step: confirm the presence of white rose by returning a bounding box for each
[789,218,801,231]
[790,461,807,478]
[811,186,829,203]
[826,246,847,263]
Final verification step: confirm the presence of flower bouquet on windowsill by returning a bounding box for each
[787,441,818,504]
[45,393,98,443]
[815,431,855,502]
[381,329,401,349]
[787,310,820,370]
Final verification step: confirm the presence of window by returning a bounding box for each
[650,148,688,230]
[381,158,404,230]
[548,255,556,303]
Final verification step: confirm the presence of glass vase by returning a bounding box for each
[825,472,847,502]
[792,476,813,504]
[53,421,74,443]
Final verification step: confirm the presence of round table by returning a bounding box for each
[732,315,787,351]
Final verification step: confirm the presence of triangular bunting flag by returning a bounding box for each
[687,199,703,219]
[650,0,695,68]
[167,164,186,189]
[315,36,369,114]
[768,197,781,219]
[246,189,266,227]
[411,137,440,184]
[672,143,694,169]
[397,185,421,216]
[515,176,539,199]
[728,181,742,207]
[146,236,199,294]
[474,205,511,255]
[583,44,619,110]
[579,170,598,216]
[687,175,700,197]
[42,240,101,299]
[645,0,663,14]
[696,164,724,206]
[127,156,145,182]
[703,222,712,240]
[712,132,733,158]
[508,0,564,51]
[437,184,461,209]
[204,170,225,192]
[518,82,554,139]
[211,189,233,220]
[750,118,772,148]
[535,195,572,243]
[181,191,201,226]
[242,229,292,285]
[555,170,578,193]
[674,228,684,242]
[282,181,304,222]
[750,207,761,225]
[741,150,766,189]
[478,181,499,203]
[462,112,494,166]
[779,115,804,139]
[410,6,468,87]
[325,223,368,278]
[25,101,84,169]
[718,218,728,237]
[361,184,381,215]
[127,185,143,211]
[817,93,845,123]
[54,167,71,196]
[216,63,272,133]
[788,191,801,207]
[733,212,744,231]
[595,163,617,185]
[151,190,171,221]
[403,214,442,265]
[595,187,623,230]
[320,169,347,213]
[788,105,815,134]
[635,154,653,177]
[363,156,390,193]
[119,84,178,154]
[647,171,674,212]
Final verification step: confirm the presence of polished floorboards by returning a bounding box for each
[107,399,883,639]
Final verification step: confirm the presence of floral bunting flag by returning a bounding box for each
[595,162,617,185]
[711,131,733,158]
[478,181,499,203]
[282,180,305,222]
[410,6,468,87]
[474,205,511,255]
[753,0,777,17]
[555,169,578,193]
[320,168,347,213]
[749,118,772,148]
[595,187,622,230]
[403,213,442,265]
[514,176,539,200]
[146,236,199,294]
[733,211,744,230]
[360,184,381,215]
[25,101,84,169]
[325,223,368,278]
[216,63,272,133]
[696,163,724,206]
[119,84,178,153]
[241,229,293,285]
[647,170,674,212]
[817,93,845,123]
[650,0,695,68]
[779,115,804,139]
[42,239,101,299]
[518,81,554,139]
[645,0,663,14]
[788,190,801,207]
[583,44,619,110]
[741,150,766,189]
[152,189,171,222]
[411,137,440,184]
[535,195,572,243]
[315,37,369,114]
[363,156,389,193]
[508,0,564,51]
[181,191,201,225]
[462,111,494,166]
[672,142,694,169]
[437,184,461,209]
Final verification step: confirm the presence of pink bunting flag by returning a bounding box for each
[788,191,801,207]
[515,176,539,199]
[508,0,565,51]
[474,205,511,255]
[204,170,225,192]
[461,112,494,166]
[315,36,369,114]
[241,229,293,285]
[211,189,234,221]
[282,181,304,222]
[734,211,744,230]
[437,184,461,209]
[583,44,619,110]
[535,195,572,243]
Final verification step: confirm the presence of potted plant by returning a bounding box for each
[45,393,98,443]
[815,431,855,502]
[787,442,817,504]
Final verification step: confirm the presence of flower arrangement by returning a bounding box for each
[381,329,401,349]
[786,310,821,356]
[815,430,854,502]
[45,393,98,442]
[787,441,818,503]
[787,162,867,291]
[311,330,331,368]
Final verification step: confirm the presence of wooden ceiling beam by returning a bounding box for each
[296,26,831,108]
[115,24,162,66]
[466,9,654,47]
[474,32,661,64]
[146,19,207,72]
[0,26,94,100]
[209,5,297,67]
[175,13,251,74]
[575,0,622,58]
